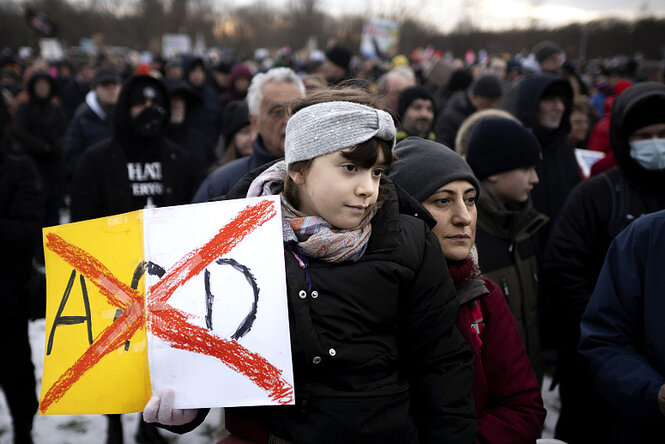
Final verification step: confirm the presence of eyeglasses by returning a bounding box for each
[266,104,288,120]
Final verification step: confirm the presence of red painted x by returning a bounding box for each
[40,200,293,414]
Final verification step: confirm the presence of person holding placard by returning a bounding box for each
[144,87,477,443]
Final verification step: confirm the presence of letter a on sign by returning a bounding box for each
[40,196,293,415]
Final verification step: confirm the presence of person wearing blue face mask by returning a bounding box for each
[541,81,665,443]
[628,123,665,170]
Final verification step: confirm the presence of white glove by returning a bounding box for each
[143,387,198,426]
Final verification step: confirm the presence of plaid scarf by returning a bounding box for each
[247,161,375,263]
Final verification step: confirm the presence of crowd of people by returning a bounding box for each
[1,37,664,444]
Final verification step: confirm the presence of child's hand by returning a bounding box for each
[143,387,197,426]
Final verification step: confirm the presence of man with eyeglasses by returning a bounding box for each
[192,67,306,203]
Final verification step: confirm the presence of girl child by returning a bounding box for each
[388,137,547,443]
[143,89,477,443]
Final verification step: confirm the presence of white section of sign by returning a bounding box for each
[162,34,192,59]
[143,196,293,409]
[39,38,64,61]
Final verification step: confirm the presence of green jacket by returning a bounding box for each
[474,185,548,382]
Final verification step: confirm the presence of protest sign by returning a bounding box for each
[40,197,293,414]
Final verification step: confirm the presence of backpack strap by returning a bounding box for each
[601,170,639,238]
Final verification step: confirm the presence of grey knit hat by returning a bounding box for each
[285,101,396,166]
[388,137,480,202]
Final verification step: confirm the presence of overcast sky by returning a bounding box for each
[226,0,665,32]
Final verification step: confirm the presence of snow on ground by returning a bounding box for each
[0,318,559,443]
[0,319,226,444]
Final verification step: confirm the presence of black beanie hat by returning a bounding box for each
[471,74,503,98]
[397,86,435,120]
[388,137,480,202]
[533,40,562,63]
[223,101,251,145]
[466,117,542,179]
[325,45,352,71]
[622,95,665,138]
[448,68,473,92]
[128,78,167,108]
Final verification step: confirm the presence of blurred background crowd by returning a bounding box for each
[1,0,665,443]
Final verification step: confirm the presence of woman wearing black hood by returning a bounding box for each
[514,73,581,241]
[14,71,67,228]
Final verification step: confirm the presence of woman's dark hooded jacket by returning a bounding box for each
[13,71,67,210]
[515,73,581,245]
[182,56,222,148]
[14,72,68,161]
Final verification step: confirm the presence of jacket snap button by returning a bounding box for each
[311,291,319,299]
[328,348,336,357]
[298,290,307,299]
[312,356,322,364]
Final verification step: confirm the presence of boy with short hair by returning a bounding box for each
[466,116,548,383]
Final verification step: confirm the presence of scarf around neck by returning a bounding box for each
[448,255,480,288]
[246,160,375,263]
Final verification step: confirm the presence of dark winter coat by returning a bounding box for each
[163,79,216,186]
[579,209,665,442]
[182,56,223,148]
[515,73,581,250]
[164,122,212,187]
[0,130,44,318]
[191,135,280,203]
[542,82,665,442]
[168,164,477,443]
[434,91,475,148]
[70,75,197,221]
[14,71,68,194]
[474,187,548,382]
[456,275,545,443]
[55,73,89,121]
[544,82,665,357]
[62,91,114,178]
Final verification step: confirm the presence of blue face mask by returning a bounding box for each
[629,138,665,171]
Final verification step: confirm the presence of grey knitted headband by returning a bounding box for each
[285,101,396,166]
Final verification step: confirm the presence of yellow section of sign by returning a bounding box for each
[40,211,151,414]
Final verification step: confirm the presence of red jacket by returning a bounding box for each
[456,276,546,443]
